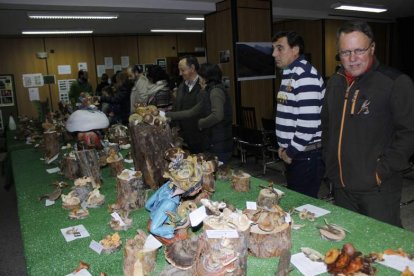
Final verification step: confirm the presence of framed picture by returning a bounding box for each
[0,74,15,107]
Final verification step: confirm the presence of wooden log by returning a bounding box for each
[129,123,173,189]
[60,155,80,180]
[202,171,215,192]
[231,171,251,192]
[43,131,60,160]
[108,159,125,177]
[248,223,292,258]
[275,249,291,276]
[196,215,250,275]
[257,188,280,209]
[116,169,147,210]
[124,231,157,276]
[75,149,102,186]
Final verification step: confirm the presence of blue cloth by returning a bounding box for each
[285,149,324,198]
[145,181,180,239]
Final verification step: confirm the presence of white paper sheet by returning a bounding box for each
[60,225,90,242]
[78,62,88,71]
[113,64,122,72]
[58,65,72,75]
[291,252,327,276]
[46,167,60,174]
[295,204,330,218]
[121,56,129,68]
[97,65,106,77]
[378,254,414,272]
[104,57,113,69]
[28,87,40,101]
[89,240,103,254]
[22,73,44,87]
[189,205,207,227]
[246,201,257,210]
[144,234,163,250]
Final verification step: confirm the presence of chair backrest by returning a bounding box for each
[241,106,257,129]
[261,117,275,131]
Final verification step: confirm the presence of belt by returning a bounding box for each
[303,142,322,152]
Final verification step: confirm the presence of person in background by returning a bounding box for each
[128,65,152,113]
[322,21,414,226]
[166,55,206,154]
[100,71,133,125]
[197,63,233,164]
[145,65,173,111]
[69,70,93,109]
[95,73,109,97]
[272,31,325,198]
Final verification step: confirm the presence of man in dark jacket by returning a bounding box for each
[166,55,206,154]
[322,21,414,226]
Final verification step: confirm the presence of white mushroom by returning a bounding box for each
[66,110,109,132]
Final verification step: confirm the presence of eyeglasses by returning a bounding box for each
[338,42,373,58]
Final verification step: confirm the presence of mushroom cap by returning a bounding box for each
[66,110,109,132]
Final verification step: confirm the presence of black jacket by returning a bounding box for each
[100,82,133,124]
[322,59,414,192]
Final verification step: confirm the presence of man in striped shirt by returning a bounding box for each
[272,31,326,198]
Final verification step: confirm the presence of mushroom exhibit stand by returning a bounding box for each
[10,147,414,275]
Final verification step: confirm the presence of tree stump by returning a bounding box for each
[60,155,80,180]
[124,231,157,276]
[231,171,251,192]
[129,123,173,189]
[116,169,146,210]
[43,131,60,160]
[109,159,124,177]
[196,215,250,275]
[248,223,291,258]
[75,149,101,186]
[257,188,280,209]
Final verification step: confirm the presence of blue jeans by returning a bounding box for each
[285,149,324,198]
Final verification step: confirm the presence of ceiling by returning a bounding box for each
[0,0,413,36]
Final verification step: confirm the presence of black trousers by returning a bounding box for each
[285,149,324,198]
[334,186,402,227]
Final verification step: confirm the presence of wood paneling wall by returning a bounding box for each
[0,38,48,117]
[238,5,273,127]
[0,34,203,118]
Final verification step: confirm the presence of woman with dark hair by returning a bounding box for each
[145,65,173,111]
[198,63,233,163]
[100,70,133,125]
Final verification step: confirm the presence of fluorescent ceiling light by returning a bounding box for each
[151,29,203,33]
[186,17,204,21]
[332,3,387,13]
[22,30,94,35]
[27,12,118,20]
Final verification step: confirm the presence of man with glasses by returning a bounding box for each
[322,21,414,227]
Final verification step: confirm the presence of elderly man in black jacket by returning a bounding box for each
[322,21,414,227]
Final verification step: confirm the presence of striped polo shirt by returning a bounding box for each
[275,56,325,158]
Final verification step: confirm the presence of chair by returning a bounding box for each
[241,107,257,129]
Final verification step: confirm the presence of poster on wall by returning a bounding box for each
[58,79,76,104]
[28,87,40,101]
[97,65,106,78]
[113,65,122,73]
[58,65,72,75]
[0,74,15,107]
[235,42,275,81]
[104,57,113,69]
[121,56,129,68]
[78,62,88,71]
[22,73,44,88]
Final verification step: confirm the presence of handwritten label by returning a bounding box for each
[45,199,55,206]
[246,201,257,210]
[189,205,207,227]
[206,229,239,239]
[143,234,163,250]
[111,212,126,226]
[89,240,103,254]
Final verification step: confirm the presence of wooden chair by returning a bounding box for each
[241,107,257,129]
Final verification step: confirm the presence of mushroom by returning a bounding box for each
[65,110,109,132]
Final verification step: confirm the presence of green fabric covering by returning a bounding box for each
[11,148,414,275]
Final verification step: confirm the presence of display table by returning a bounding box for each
[11,147,414,275]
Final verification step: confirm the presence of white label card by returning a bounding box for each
[189,205,207,227]
[46,153,59,164]
[144,234,163,250]
[378,254,414,272]
[46,167,60,174]
[45,199,55,206]
[111,212,126,226]
[295,204,331,218]
[246,201,257,210]
[291,252,327,276]
[65,268,92,276]
[89,240,103,255]
[206,229,239,239]
[60,224,90,242]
